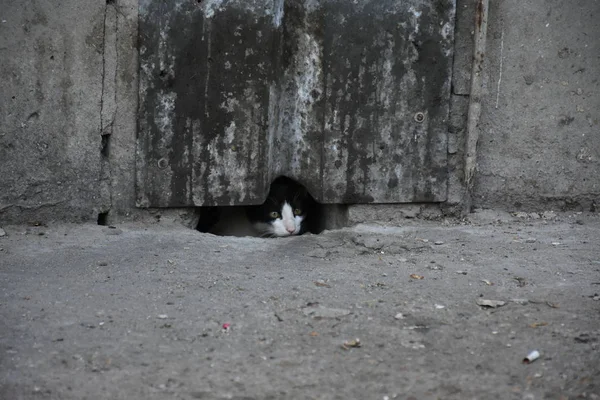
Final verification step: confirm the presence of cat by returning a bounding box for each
[246,176,316,237]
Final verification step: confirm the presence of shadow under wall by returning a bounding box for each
[196,203,348,237]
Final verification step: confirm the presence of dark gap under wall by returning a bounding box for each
[195,176,349,237]
[196,204,349,237]
[97,212,109,226]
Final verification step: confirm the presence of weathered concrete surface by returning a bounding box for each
[0,1,106,223]
[474,0,600,212]
[1,0,599,225]
[107,0,141,221]
[451,0,477,96]
[137,0,455,207]
[1,215,599,399]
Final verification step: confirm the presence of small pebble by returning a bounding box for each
[0,228,6,237]
[434,241,444,245]
[394,313,405,320]
[476,299,506,308]
[157,314,168,319]
[525,238,537,243]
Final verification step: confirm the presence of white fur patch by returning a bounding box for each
[269,202,304,237]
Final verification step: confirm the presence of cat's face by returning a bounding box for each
[247,177,314,237]
[256,200,306,237]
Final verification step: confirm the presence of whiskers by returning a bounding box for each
[252,222,275,238]
[259,231,275,238]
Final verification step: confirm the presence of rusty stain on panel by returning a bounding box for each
[137,0,455,207]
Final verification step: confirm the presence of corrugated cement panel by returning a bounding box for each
[137,0,455,206]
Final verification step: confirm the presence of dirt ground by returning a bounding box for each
[0,210,599,400]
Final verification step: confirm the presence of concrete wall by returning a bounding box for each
[0,1,105,222]
[0,0,598,225]
[0,0,139,224]
[474,0,600,212]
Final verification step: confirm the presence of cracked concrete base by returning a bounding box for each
[1,213,599,399]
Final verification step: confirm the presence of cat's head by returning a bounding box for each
[258,200,306,237]
[248,177,314,237]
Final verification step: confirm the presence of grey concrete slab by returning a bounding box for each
[452,0,477,95]
[474,0,600,212]
[0,216,599,399]
[0,1,106,223]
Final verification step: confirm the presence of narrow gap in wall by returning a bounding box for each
[195,177,348,237]
[100,133,111,158]
[97,212,109,226]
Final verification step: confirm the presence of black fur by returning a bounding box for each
[246,177,317,235]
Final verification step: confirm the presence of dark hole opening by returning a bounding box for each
[97,212,109,226]
[100,134,111,158]
[195,177,347,237]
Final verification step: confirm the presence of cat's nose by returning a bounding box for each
[286,226,295,233]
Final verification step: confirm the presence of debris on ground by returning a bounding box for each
[523,350,540,364]
[476,299,507,308]
[394,313,405,320]
[410,274,424,280]
[157,314,168,319]
[302,304,351,318]
[513,277,527,287]
[511,298,530,305]
[314,280,331,288]
[341,338,361,350]
[222,323,231,332]
[481,279,493,286]
[0,228,6,237]
[529,322,548,328]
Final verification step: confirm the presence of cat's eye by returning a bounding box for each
[269,211,280,219]
[293,208,302,216]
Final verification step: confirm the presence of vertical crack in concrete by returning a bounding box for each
[99,1,119,221]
